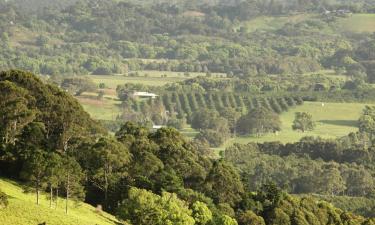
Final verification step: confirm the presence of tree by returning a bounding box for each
[60,156,84,214]
[61,77,97,96]
[359,106,375,136]
[192,201,213,225]
[191,109,220,130]
[117,187,195,225]
[204,160,244,207]
[36,35,49,47]
[292,112,315,132]
[20,150,50,205]
[90,137,131,210]
[320,164,346,196]
[238,210,265,225]
[217,215,238,225]
[0,81,36,145]
[236,108,281,136]
[195,129,227,147]
[45,153,63,208]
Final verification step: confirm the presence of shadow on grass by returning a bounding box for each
[318,120,358,127]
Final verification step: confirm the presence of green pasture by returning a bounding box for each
[90,71,226,88]
[77,95,122,121]
[0,178,118,225]
[223,101,368,148]
[336,14,375,33]
[238,13,375,34]
[238,14,314,32]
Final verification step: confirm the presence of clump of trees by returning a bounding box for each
[61,77,97,96]
[236,108,281,136]
[292,112,316,132]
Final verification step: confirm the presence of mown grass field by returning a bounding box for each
[336,14,375,33]
[222,101,368,148]
[239,14,314,32]
[91,71,226,88]
[77,95,122,121]
[0,179,118,225]
[238,13,375,34]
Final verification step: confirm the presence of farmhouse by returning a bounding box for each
[132,91,158,99]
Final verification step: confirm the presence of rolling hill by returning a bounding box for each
[0,178,119,225]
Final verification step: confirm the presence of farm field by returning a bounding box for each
[90,71,226,88]
[238,13,375,34]
[238,14,314,32]
[0,178,118,225]
[78,95,370,148]
[222,101,368,148]
[77,95,122,121]
[336,14,375,33]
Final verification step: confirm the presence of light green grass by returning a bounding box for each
[91,75,184,88]
[336,14,375,33]
[239,14,314,32]
[90,71,226,88]
[0,178,118,225]
[77,96,122,121]
[238,13,375,34]
[303,69,349,80]
[222,101,369,148]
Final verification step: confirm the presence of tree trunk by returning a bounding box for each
[50,185,53,208]
[36,182,40,205]
[104,169,108,209]
[66,173,69,214]
[56,188,59,209]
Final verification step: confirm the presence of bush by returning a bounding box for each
[0,190,8,208]
[92,66,112,75]
[195,129,227,147]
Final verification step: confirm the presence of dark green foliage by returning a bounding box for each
[236,108,281,135]
[61,77,97,96]
[196,129,227,147]
[204,160,244,207]
[292,112,316,132]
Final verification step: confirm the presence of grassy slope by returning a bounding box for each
[77,95,122,121]
[336,14,375,33]
[90,71,225,88]
[0,179,118,225]
[240,13,375,34]
[240,13,314,32]
[222,101,368,148]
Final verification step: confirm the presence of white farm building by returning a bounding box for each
[132,92,158,99]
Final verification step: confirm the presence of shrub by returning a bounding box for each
[0,189,8,208]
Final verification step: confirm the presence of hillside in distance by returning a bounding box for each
[0,0,374,79]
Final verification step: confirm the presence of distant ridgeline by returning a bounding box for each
[0,0,374,79]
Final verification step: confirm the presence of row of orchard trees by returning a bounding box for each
[117,90,303,147]
[120,91,303,125]
[160,92,303,120]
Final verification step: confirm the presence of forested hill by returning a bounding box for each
[0,0,375,79]
[1,70,375,224]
